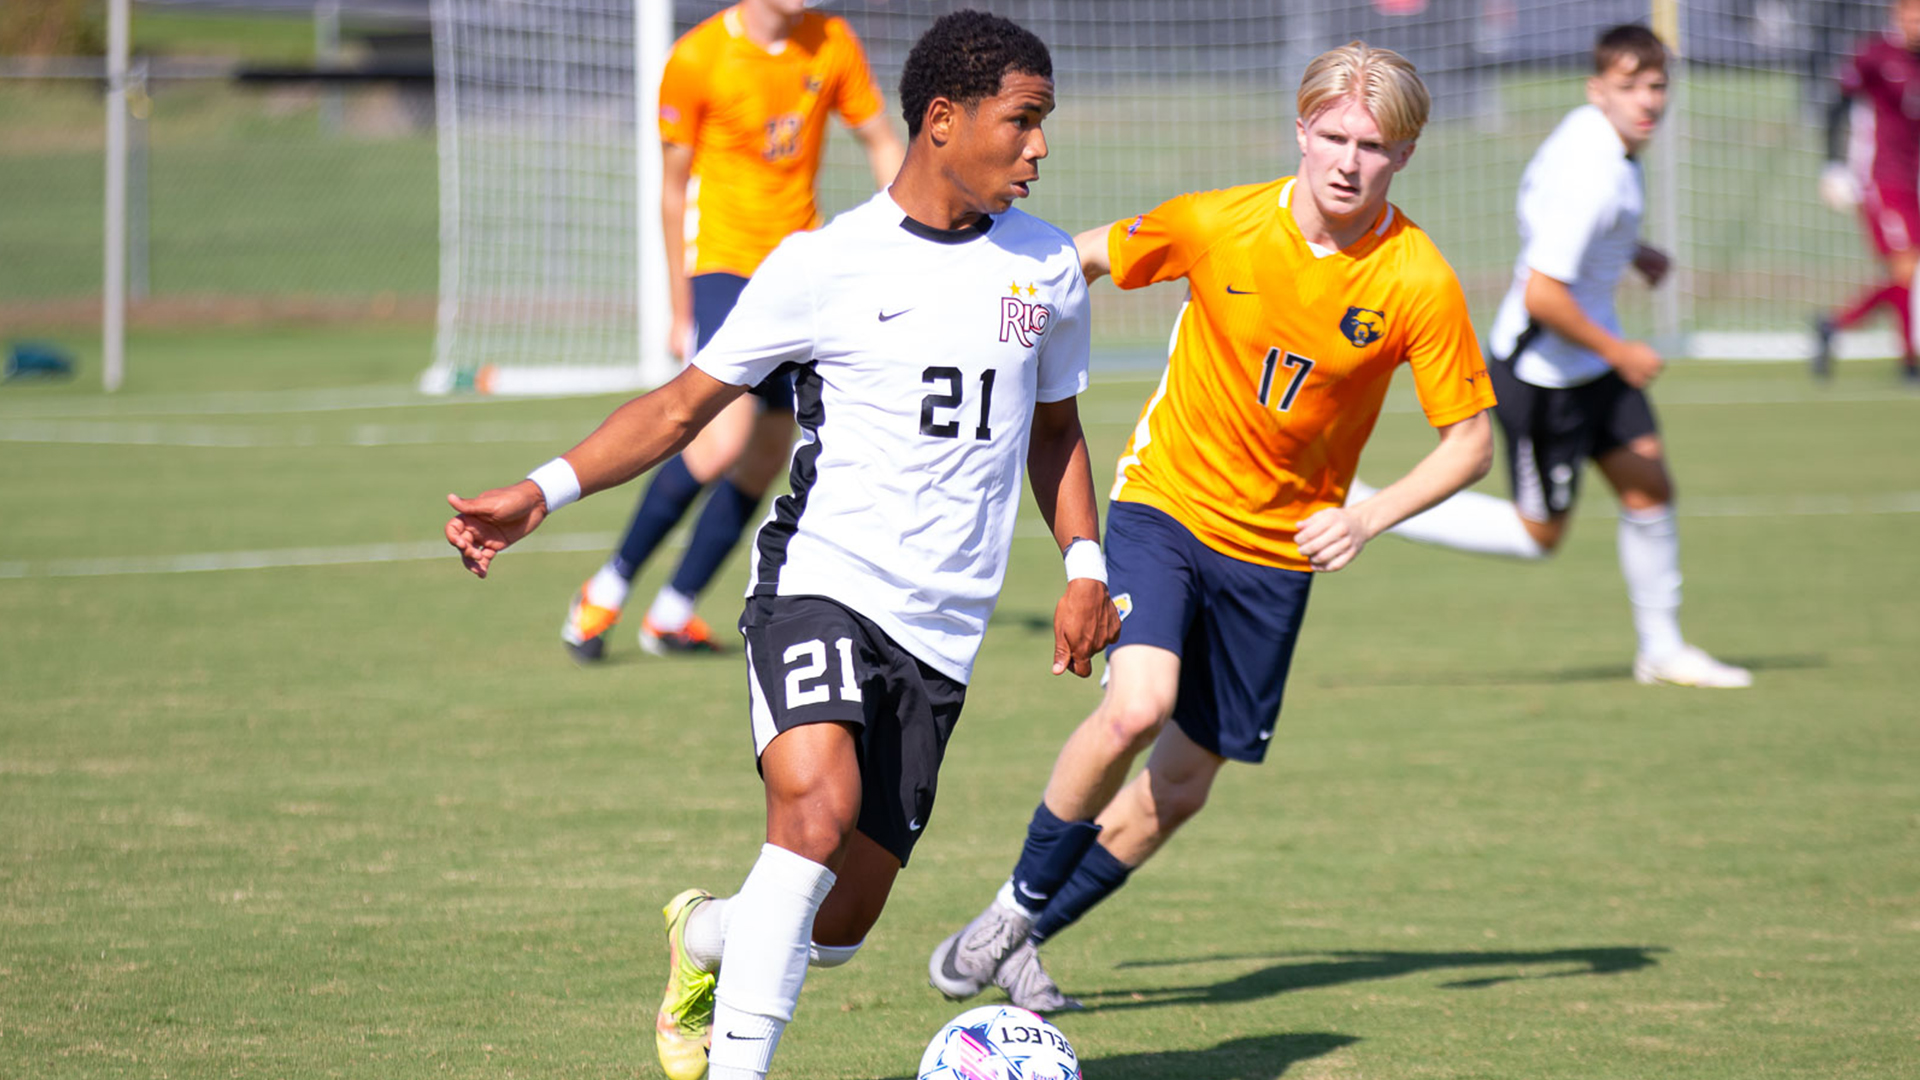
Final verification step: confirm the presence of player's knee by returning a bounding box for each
[808,938,863,968]
[1096,698,1172,758]
[765,788,859,864]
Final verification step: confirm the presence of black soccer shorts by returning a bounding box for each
[1487,355,1659,523]
[738,594,966,865]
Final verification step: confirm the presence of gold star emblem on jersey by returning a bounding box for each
[1008,281,1024,296]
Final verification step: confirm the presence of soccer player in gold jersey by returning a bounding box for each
[930,41,1498,1011]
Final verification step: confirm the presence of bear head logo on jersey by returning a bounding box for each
[1340,306,1386,347]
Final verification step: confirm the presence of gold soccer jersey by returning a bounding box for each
[1107,177,1496,570]
[659,6,885,277]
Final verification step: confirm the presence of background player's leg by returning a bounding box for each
[1599,436,1749,688]
[1358,477,1551,558]
[1893,249,1920,381]
[1599,432,1682,658]
[646,406,797,648]
[564,272,754,660]
[708,722,863,1080]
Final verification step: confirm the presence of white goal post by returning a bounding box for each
[422,0,673,396]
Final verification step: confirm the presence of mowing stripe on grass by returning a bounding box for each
[4,383,1915,448]
[4,492,1918,580]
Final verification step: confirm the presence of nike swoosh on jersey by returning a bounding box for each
[725,1032,768,1041]
[908,817,925,832]
[878,308,913,321]
[1226,285,1257,295]
[1257,729,1274,741]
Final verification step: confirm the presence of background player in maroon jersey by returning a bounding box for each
[1817,0,1920,382]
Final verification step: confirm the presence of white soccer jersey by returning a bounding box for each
[1488,104,1644,388]
[692,190,1092,683]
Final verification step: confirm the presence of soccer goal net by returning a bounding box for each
[423,0,1890,394]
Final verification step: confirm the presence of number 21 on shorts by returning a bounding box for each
[785,638,863,707]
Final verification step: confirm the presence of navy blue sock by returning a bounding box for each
[1031,842,1133,943]
[609,456,703,581]
[668,477,765,597]
[1007,802,1101,915]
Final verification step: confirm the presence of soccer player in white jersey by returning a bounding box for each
[1358,24,1750,689]
[443,12,1119,1080]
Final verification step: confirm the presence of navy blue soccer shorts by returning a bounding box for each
[693,272,794,411]
[1104,499,1314,764]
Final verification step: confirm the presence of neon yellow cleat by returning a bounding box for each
[656,888,716,1080]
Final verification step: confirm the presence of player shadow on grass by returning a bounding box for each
[879,1032,1358,1080]
[1076,945,1665,1014]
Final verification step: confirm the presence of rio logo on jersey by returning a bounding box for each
[1341,306,1386,347]
[1001,282,1051,347]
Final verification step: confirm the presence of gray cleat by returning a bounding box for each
[994,940,1081,1014]
[928,901,1033,1000]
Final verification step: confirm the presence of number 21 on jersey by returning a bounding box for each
[1256,348,1314,412]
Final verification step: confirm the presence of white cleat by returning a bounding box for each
[1634,645,1752,688]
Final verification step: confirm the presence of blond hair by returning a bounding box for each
[1296,41,1430,144]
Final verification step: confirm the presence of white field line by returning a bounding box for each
[0,418,576,448]
[0,385,576,421]
[4,494,1918,581]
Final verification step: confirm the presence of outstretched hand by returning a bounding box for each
[1051,577,1122,677]
[444,482,547,578]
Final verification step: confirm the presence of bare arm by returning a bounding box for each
[1027,396,1121,677]
[1296,410,1494,573]
[1075,223,1113,284]
[850,114,905,189]
[445,367,748,577]
[661,141,696,360]
[1523,269,1663,387]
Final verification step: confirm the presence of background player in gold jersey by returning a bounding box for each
[561,0,903,661]
[929,42,1497,1012]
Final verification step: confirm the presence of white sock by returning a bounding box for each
[686,899,857,973]
[708,844,837,1080]
[1618,506,1685,660]
[809,939,862,968]
[1382,488,1547,560]
[586,563,630,610]
[684,897,728,972]
[647,586,696,633]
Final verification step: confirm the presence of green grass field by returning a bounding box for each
[2,328,1917,1079]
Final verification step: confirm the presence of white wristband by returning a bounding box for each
[1063,538,1107,585]
[526,457,581,512]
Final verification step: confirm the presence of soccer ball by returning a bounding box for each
[916,1004,1081,1080]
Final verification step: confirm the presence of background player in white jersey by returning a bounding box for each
[1358,24,1750,689]
[445,12,1119,1079]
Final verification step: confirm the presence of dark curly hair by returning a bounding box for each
[899,10,1052,139]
